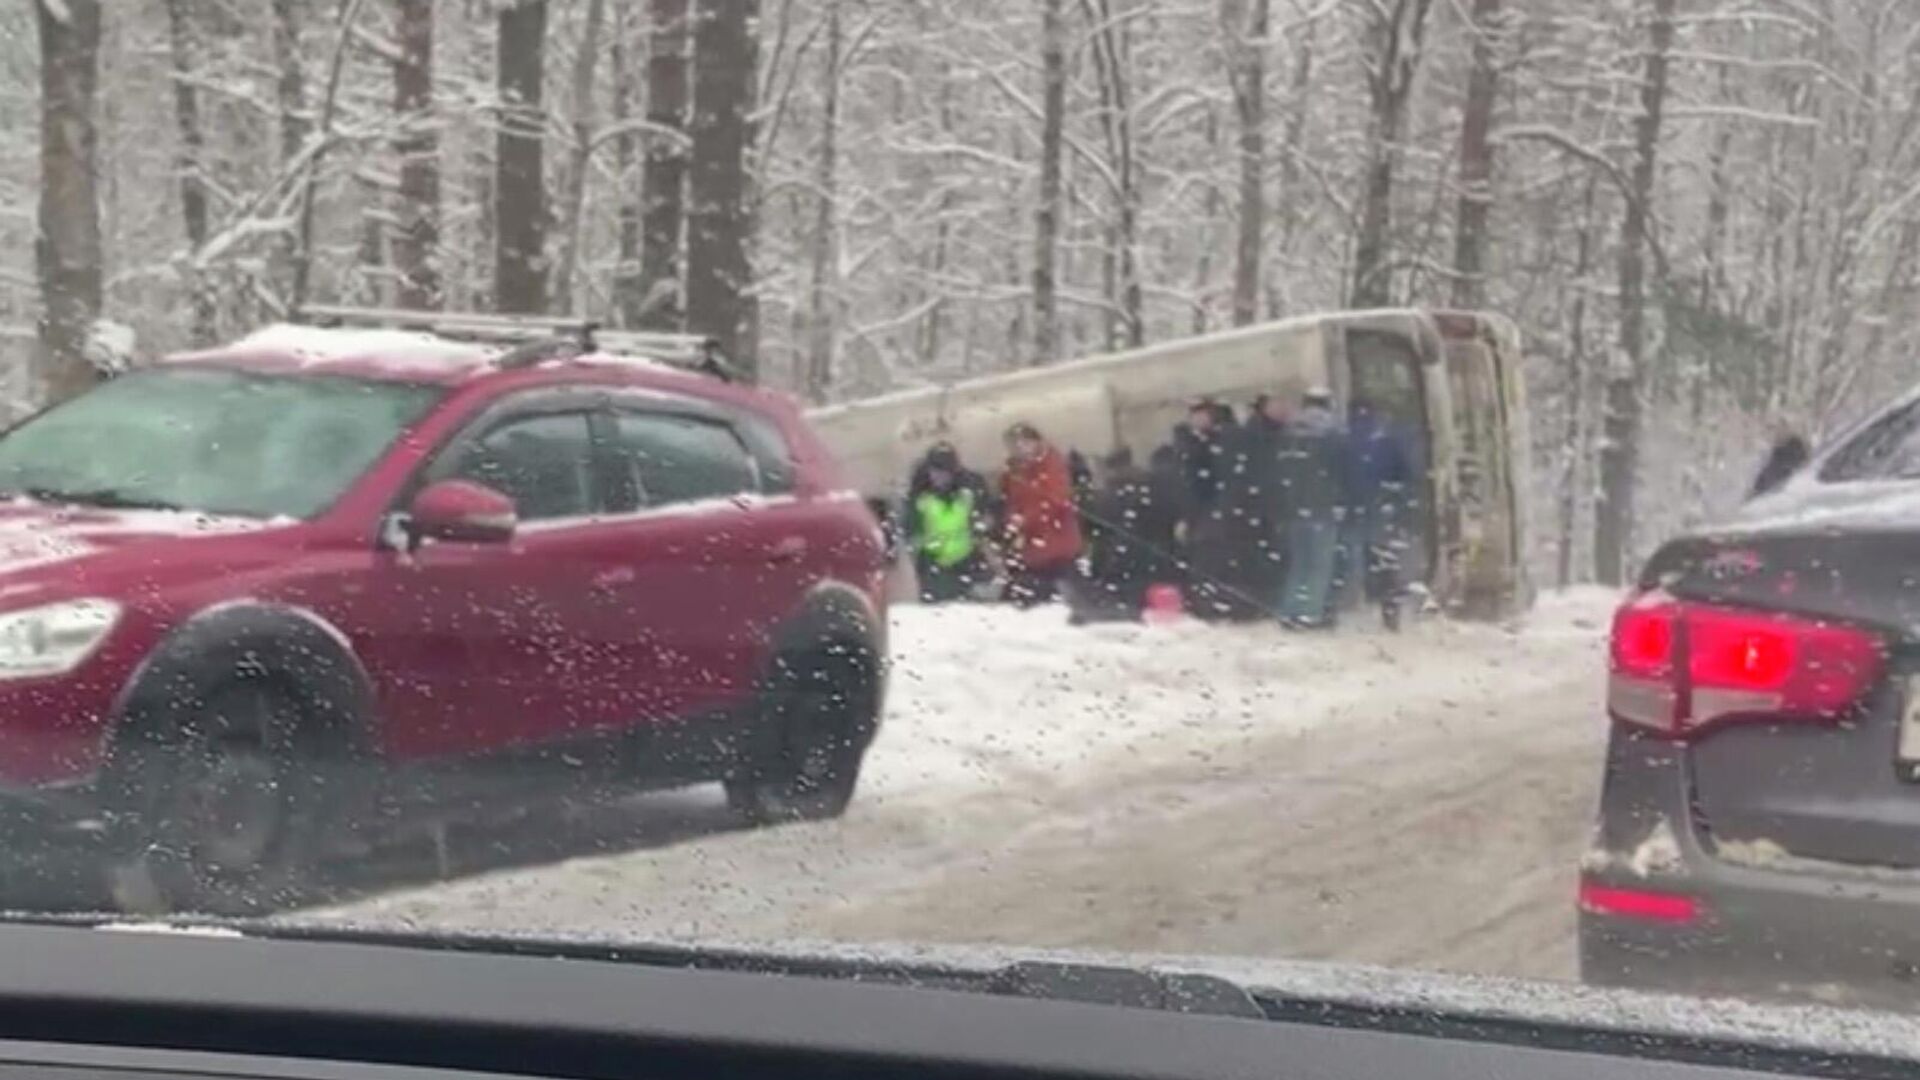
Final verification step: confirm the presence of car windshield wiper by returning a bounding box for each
[11,486,189,512]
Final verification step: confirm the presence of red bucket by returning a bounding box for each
[1143,583,1184,625]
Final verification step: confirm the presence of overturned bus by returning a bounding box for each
[807,308,1534,621]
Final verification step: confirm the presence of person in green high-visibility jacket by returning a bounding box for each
[904,442,991,603]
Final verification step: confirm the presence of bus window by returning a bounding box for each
[1345,328,1435,581]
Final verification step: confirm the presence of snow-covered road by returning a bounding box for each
[321,590,1614,984]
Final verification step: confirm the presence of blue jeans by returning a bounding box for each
[1279,517,1340,622]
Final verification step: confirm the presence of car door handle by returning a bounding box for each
[769,537,808,564]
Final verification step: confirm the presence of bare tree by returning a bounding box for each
[1350,0,1435,309]
[553,0,610,314]
[686,0,760,373]
[1223,0,1268,327]
[392,0,441,309]
[164,0,215,342]
[271,0,308,165]
[1449,0,1500,310]
[495,0,549,315]
[291,0,371,309]
[802,0,843,401]
[1085,0,1142,348]
[1032,0,1066,364]
[611,5,642,326]
[36,0,103,403]
[634,0,692,330]
[1595,0,1676,586]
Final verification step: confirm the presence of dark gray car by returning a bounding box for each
[1582,390,1920,1010]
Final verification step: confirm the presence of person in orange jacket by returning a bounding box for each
[998,422,1084,607]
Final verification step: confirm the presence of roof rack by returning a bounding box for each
[290,304,737,382]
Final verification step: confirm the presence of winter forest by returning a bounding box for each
[3,0,1916,584]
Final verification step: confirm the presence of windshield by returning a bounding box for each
[13,0,1920,1065]
[0,368,442,518]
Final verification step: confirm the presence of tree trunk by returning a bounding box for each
[635,0,691,330]
[1449,0,1499,310]
[1350,0,1435,309]
[36,0,103,404]
[1225,0,1267,327]
[1193,109,1221,334]
[164,0,216,343]
[686,0,760,374]
[392,0,441,309]
[1031,0,1066,364]
[271,0,308,164]
[495,0,549,315]
[292,0,371,310]
[1594,0,1676,587]
[1272,14,1316,313]
[1085,0,1141,349]
[1557,178,1600,588]
[611,6,642,326]
[802,0,841,402]
[553,0,610,314]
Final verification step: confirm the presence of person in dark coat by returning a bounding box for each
[1208,394,1292,620]
[1070,446,1187,623]
[1171,400,1232,512]
[1274,388,1353,627]
[1341,397,1415,626]
[1172,401,1262,621]
[903,442,991,603]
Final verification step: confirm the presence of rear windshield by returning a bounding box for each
[0,367,444,519]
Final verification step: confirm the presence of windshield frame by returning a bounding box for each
[0,364,450,522]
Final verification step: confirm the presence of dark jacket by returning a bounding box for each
[1346,412,1414,511]
[1172,421,1235,513]
[1086,458,1184,586]
[1274,405,1352,520]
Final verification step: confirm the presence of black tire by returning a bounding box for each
[726,646,879,825]
[104,682,321,916]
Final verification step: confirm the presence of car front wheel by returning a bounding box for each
[727,646,878,824]
[106,682,321,916]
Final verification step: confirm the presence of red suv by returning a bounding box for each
[0,315,889,914]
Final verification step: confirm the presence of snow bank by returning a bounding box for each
[859,587,1615,811]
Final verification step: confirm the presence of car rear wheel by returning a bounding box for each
[106,683,320,917]
[726,646,878,825]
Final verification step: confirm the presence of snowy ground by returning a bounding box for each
[316,589,1616,984]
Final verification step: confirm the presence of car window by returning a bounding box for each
[611,412,759,507]
[0,368,440,519]
[451,413,597,521]
[1819,402,1920,482]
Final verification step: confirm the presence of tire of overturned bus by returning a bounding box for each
[726,643,881,825]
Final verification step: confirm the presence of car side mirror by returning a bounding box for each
[409,479,517,544]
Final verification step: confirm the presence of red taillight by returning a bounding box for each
[1612,594,1677,679]
[1607,591,1884,735]
[1578,878,1701,924]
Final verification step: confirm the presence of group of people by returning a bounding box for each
[898,388,1416,631]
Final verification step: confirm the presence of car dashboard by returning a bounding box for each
[0,922,1892,1080]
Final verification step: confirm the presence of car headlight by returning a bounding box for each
[0,599,121,679]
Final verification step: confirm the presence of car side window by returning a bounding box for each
[611,412,759,507]
[1821,402,1920,482]
[451,413,597,520]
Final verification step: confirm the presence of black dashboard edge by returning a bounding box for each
[0,922,1888,1080]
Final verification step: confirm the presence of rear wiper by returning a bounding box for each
[14,486,187,512]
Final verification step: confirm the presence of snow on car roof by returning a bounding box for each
[164,323,502,384]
